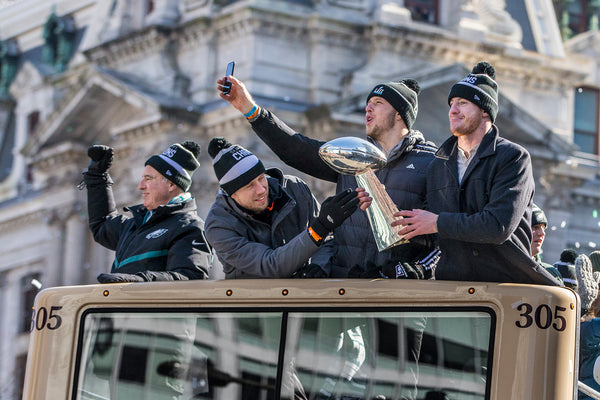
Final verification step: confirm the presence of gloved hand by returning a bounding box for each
[87,145,114,175]
[414,247,441,280]
[347,262,384,279]
[296,263,328,278]
[362,261,383,278]
[309,189,360,241]
[97,272,144,283]
[381,260,424,279]
[348,264,364,278]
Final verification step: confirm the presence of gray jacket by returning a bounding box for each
[250,108,437,276]
[205,169,330,278]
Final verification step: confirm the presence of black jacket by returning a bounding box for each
[428,126,560,285]
[250,108,437,275]
[84,172,211,280]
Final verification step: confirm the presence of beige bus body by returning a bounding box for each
[23,279,579,400]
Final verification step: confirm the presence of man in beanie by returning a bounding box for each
[554,249,579,290]
[530,204,563,283]
[216,75,437,278]
[81,142,212,283]
[392,61,561,285]
[205,137,363,278]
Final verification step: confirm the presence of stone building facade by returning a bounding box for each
[1,0,600,397]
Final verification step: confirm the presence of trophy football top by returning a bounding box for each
[318,137,387,175]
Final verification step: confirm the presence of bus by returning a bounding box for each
[22,278,581,399]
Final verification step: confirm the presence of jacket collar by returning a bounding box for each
[367,129,427,162]
[435,125,499,160]
[127,197,196,223]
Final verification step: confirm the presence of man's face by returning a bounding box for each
[138,165,176,210]
[365,96,400,140]
[448,97,487,137]
[531,223,546,257]
[231,173,269,213]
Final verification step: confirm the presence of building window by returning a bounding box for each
[566,0,587,34]
[20,273,41,333]
[146,0,154,15]
[27,111,39,136]
[405,0,439,24]
[25,111,39,184]
[574,87,599,154]
[553,0,600,38]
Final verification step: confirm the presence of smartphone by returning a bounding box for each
[222,61,235,94]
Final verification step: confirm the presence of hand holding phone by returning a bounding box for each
[222,61,235,94]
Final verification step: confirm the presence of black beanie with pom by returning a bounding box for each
[553,249,579,290]
[145,141,200,191]
[448,61,499,122]
[208,137,265,196]
[366,78,420,129]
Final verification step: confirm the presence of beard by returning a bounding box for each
[450,117,481,137]
[366,109,397,140]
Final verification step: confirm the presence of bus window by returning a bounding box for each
[74,307,493,400]
[282,309,492,399]
[76,311,282,399]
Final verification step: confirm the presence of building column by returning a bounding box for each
[62,207,88,286]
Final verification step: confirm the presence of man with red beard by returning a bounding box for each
[217,75,437,278]
[393,61,561,285]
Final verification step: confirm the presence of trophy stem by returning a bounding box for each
[356,169,407,252]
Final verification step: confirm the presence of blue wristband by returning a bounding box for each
[243,104,258,118]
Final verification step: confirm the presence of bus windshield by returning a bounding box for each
[75,307,494,400]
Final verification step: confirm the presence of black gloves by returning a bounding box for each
[97,272,144,283]
[348,259,432,280]
[309,189,359,243]
[381,260,424,279]
[348,262,385,279]
[295,263,328,278]
[86,145,114,175]
[348,247,441,279]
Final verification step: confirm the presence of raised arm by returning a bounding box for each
[217,75,338,182]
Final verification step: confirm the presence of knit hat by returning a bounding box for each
[448,61,499,122]
[208,137,265,196]
[554,249,578,290]
[366,78,420,129]
[145,141,201,191]
[589,251,600,274]
[576,254,600,315]
[531,203,547,227]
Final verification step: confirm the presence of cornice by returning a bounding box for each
[112,119,166,144]
[31,141,87,168]
[177,17,214,49]
[84,26,173,68]
[365,24,585,92]
[0,208,47,230]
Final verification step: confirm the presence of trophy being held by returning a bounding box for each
[319,136,408,251]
